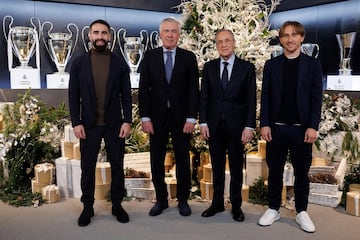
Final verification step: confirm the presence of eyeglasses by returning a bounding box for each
[216,38,233,46]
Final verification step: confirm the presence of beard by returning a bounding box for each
[92,39,108,52]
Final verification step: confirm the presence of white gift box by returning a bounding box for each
[64,124,78,142]
[246,153,268,186]
[55,157,73,197]
[70,159,82,198]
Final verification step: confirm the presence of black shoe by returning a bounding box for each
[232,208,245,222]
[201,205,225,217]
[78,207,94,227]
[178,201,191,216]
[112,205,129,223]
[149,201,168,216]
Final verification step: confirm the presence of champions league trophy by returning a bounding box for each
[81,25,117,52]
[336,32,357,75]
[117,28,148,88]
[41,21,79,88]
[2,15,41,88]
[150,30,162,49]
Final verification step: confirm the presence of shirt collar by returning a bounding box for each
[220,54,235,65]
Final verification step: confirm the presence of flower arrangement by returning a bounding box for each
[176,0,281,81]
[315,93,360,163]
[0,89,69,206]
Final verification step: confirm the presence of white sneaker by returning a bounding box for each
[258,208,280,226]
[296,211,316,233]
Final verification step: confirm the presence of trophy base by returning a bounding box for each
[327,75,360,91]
[46,73,69,89]
[130,73,140,88]
[10,68,41,89]
[339,68,352,75]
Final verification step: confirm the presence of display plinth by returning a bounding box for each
[327,75,360,91]
[46,73,69,89]
[10,68,41,89]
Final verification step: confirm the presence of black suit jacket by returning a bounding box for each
[260,53,323,130]
[68,51,132,129]
[138,47,199,128]
[199,56,256,137]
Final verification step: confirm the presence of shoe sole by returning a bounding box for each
[258,215,280,226]
[295,218,315,233]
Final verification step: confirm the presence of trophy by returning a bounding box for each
[41,21,79,88]
[81,25,117,52]
[117,28,148,88]
[336,32,357,75]
[301,43,319,58]
[150,30,162,49]
[2,15,41,89]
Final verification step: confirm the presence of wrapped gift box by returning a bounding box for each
[246,153,268,186]
[70,159,82,198]
[129,187,155,200]
[200,152,210,167]
[124,152,151,173]
[73,143,81,160]
[258,140,266,158]
[34,163,54,184]
[200,179,213,200]
[242,184,249,202]
[349,184,360,192]
[96,162,111,185]
[61,140,74,159]
[42,184,60,203]
[312,157,327,166]
[203,163,212,183]
[165,178,177,199]
[346,191,360,217]
[308,191,342,207]
[95,183,110,200]
[310,183,339,195]
[31,178,48,194]
[64,124,78,142]
[55,157,73,197]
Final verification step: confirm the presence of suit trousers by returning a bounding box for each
[208,121,244,209]
[80,125,125,206]
[266,124,312,212]
[149,113,191,202]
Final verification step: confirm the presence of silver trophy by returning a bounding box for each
[41,21,79,74]
[336,32,357,75]
[117,29,148,88]
[3,15,41,89]
[81,25,117,52]
[150,30,162,49]
[3,15,40,69]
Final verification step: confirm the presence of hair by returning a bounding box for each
[90,19,110,32]
[215,28,235,40]
[279,21,305,37]
[159,17,181,33]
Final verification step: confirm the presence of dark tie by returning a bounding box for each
[165,51,173,83]
[221,62,229,91]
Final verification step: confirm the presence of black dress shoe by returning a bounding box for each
[201,205,225,217]
[78,207,94,227]
[149,201,169,216]
[112,205,129,223]
[178,201,191,216]
[232,208,245,222]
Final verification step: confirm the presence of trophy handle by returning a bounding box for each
[110,27,117,52]
[30,16,41,38]
[2,15,14,42]
[140,29,149,53]
[117,28,126,59]
[67,23,79,58]
[41,21,54,61]
[150,31,161,49]
[313,43,320,59]
[81,25,90,52]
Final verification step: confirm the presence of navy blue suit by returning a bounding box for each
[260,53,323,212]
[200,56,256,209]
[69,51,132,206]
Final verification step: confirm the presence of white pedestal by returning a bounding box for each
[326,75,360,91]
[70,159,82,198]
[130,73,139,88]
[246,153,268,186]
[46,73,69,89]
[10,68,40,89]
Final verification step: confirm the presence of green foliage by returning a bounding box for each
[125,104,149,153]
[341,163,360,206]
[248,177,268,205]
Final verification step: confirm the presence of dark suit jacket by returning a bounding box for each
[138,47,199,128]
[260,53,323,130]
[68,51,132,129]
[199,56,256,137]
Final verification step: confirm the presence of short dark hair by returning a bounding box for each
[279,21,305,37]
[90,19,110,31]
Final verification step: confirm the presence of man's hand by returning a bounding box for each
[241,128,254,145]
[142,121,154,134]
[200,125,210,140]
[73,125,86,139]
[261,126,272,142]
[304,128,318,143]
[183,122,195,134]
[119,122,131,138]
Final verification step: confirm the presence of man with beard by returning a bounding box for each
[69,19,132,226]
